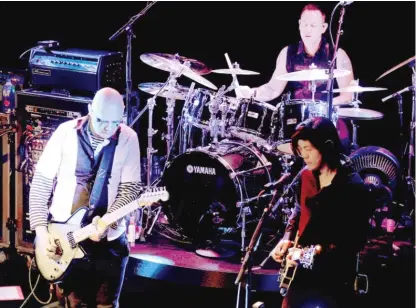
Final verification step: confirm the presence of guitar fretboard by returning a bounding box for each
[71,189,168,244]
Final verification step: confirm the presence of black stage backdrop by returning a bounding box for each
[1,1,414,164]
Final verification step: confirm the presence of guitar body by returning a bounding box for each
[34,187,170,283]
[279,260,298,297]
[278,232,319,297]
[35,207,89,283]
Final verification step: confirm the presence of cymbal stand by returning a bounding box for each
[144,64,190,187]
[309,79,317,103]
[405,66,416,211]
[165,79,178,154]
[208,85,226,143]
[350,96,361,152]
[179,82,196,154]
[394,93,405,164]
[146,96,157,187]
[219,98,229,138]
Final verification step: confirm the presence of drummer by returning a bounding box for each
[238,3,354,105]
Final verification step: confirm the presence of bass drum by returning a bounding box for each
[160,140,272,242]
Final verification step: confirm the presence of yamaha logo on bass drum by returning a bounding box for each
[186,165,216,175]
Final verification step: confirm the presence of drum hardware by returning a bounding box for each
[380,60,416,212]
[219,99,229,139]
[142,62,192,187]
[179,82,196,155]
[164,78,180,154]
[308,64,318,102]
[231,162,273,179]
[208,85,226,143]
[224,53,245,100]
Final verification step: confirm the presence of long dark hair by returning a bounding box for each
[291,117,346,170]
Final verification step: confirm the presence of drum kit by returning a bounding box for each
[134,51,403,258]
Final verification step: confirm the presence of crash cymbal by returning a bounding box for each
[276,69,351,81]
[336,108,384,120]
[324,85,388,93]
[211,68,260,75]
[140,53,211,75]
[376,56,416,81]
[138,82,190,100]
[140,53,217,90]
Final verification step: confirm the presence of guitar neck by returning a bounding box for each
[73,224,97,244]
[71,199,140,244]
[70,189,168,244]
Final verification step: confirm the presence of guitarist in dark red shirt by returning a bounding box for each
[271,117,372,308]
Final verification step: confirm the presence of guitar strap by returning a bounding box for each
[82,128,121,225]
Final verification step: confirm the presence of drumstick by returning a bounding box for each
[224,53,243,99]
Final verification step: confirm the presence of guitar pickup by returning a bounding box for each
[54,239,63,256]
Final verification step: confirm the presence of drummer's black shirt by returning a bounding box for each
[286,36,338,101]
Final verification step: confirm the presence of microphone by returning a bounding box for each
[340,1,354,5]
[264,173,292,190]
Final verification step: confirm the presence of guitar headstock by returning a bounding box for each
[138,186,170,207]
[300,244,321,270]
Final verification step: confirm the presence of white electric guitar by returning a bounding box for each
[278,232,321,297]
[35,187,169,283]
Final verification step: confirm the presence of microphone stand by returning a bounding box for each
[326,3,347,120]
[235,188,279,308]
[109,1,158,125]
[235,166,305,308]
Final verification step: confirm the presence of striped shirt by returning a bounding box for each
[29,116,142,240]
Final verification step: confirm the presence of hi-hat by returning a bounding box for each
[376,56,416,81]
[336,108,384,120]
[323,85,388,93]
[211,68,260,75]
[138,82,190,100]
[276,69,351,81]
[140,53,217,90]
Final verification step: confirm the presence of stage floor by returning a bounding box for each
[125,236,280,292]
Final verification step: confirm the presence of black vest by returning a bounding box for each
[286,37,337,101]
[71,120,119,223]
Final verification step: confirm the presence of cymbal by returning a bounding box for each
[211,68,260,75]
[376,56,416,81]
[336,108,384,120]
[140,53,217,90]
[276,69,351,81]
[138,82,190,100]
[140,53,211,75]
[324,85,388,93]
